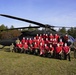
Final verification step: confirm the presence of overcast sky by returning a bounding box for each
[0,0,76,28]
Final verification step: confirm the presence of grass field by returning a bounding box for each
[0,47,76,75]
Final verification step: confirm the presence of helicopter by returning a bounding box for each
[0,14,75,48]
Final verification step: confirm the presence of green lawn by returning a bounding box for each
[0,48,76,75]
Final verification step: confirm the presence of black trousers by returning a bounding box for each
[56,53,62,60]
[74,49,76,58]
[64,53,71,61]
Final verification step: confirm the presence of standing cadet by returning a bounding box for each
[64,34,69,43]
[73,39,76,58]
[56,43,62,60]
[63,43,71,61]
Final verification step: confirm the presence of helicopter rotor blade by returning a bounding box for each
[0,14,46,27]
[51,25,74,28]
[46,24,76,28]
[0,26,40,31]
[0,14,75,29]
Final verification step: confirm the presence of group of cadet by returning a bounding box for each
[11,33,72,61]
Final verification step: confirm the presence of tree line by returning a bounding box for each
[0,24,76,39]
[59,27,76,38]
[0,24,21,39]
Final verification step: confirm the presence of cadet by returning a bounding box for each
[29,44,34,54]
[73,39,76,58]
[63,43,71,61]
[10,43,15,52]
[64,34,69,43]
[49,33,54,40]
[44,44,49,57]
[39,43,45,56]
[23,42,29,53]
[33,42,39,55]
[16,42,23,53]
[56,43,62,60]
[36,34,39,39]
[29,38,33,46]
[59,39,64,47]
[49,44,54,57]
[21,37,26,45]
[15,38,20,44]
[54,34,60,42]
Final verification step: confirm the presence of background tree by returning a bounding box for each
[0,24,21,39]
[10,25,14,29]
[0,30,22,39]
[58,27,66,34]
[0,24,7,31]
[67,27,76,38]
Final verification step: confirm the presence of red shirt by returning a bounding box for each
[45,40,49,45]
[36,40,40,47]
[45,35,48,39]
[63,46,70,53]
[39,37,42,41]
[26,39,29,45]
[16,44,19,47]
[40,45,45,55]
[40,35,43,38]
[40,45,44,50]
[49,47,54,51]
[23,43,28,49]
[30,45,34,51]
[44,45,49,51]
[59,42,64,46]
[29,39,33,45]
[49,39,53,44]
[33,39,37,43]
[40,40,45,46]
[54,35,60,42]
[42,34,46,40]
[16,43,23,48]
[56,46,62,53]
[53,39,57,45]
[64,36,68,42]
[34,43,38,49]
[21,39,26,44]
[49,35,54,39]
[36,36,39,39]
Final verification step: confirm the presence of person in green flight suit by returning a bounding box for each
[73,39,76,58]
